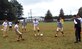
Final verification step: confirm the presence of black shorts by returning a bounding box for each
[9,26,12,28]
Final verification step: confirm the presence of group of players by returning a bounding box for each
[1,20,25,41]
[1,17,64,41]
[1,14,82,43]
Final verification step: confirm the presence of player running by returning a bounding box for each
[55,18,64,37]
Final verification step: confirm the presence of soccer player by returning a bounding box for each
[55,18,64,37]
[14,21,24,41]
[2,20,8,38]
[8,21,12,30]
[33,18,40,36]
[22,19,27,33]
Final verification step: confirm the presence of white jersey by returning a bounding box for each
[14,24,22,34]
[9,22,12,26]
[14,24,18,30]
[74,18,82,24]
[2,22,8,27]
[33,20,39,26]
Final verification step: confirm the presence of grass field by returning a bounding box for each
[0,21,82,49]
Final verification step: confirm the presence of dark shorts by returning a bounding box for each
[9,26,12,28]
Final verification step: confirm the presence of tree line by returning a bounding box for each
[0,0,82,22]
[44,7,82,22]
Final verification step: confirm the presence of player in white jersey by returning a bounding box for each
[33,19,40,36]
[2,20,8,37]
[9,21,12,30]
[14,21,24,41]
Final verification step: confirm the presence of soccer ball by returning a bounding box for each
[40,33,43,36]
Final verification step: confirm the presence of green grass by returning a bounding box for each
[0,21,82,49]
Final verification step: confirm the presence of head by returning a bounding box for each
[74,14,80,18]
[73,15,76,19]
[57,18,60,22]
[15,21,19,25]
[76,14,80,18]
[34,18,37,21]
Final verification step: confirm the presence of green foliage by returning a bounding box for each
[0,0,9,20]
[53,15,73,19]
[10,0,23,17]
[59,8,64,19]
[78,7,82,17]
[44,10,53,22]
[0,0,23,21]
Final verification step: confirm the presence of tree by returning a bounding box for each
[78,7,82,17]
[59,8,64,19]
[0,0,23,21]
[10,0,23,17]
[0,0,11,20]
[44,10,53,22]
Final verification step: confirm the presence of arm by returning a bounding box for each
[74,19,77,24]
[80,18,82,23]
[74,19,77,29]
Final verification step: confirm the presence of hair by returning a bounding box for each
[15,21,19,24]
[57,18,60,22]
[73,15,76,17]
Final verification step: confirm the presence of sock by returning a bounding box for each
[55,31,58,36]
[61,31,64,34]
[37,30,40,32]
